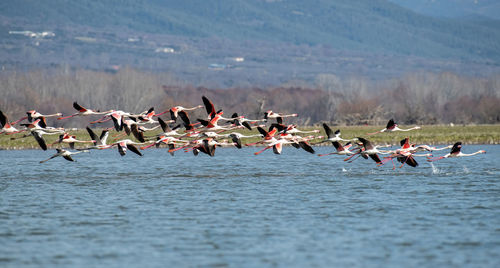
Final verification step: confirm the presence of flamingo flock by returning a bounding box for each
[0,96,486,166]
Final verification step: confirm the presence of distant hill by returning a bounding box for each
[388,0,500,20]
[1,0,499,86]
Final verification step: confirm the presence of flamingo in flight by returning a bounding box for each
[263,110,298,123]
[40,149,89,163]
[282,124,320,135]
[378,138,430,169]
[318,141,355,157]
[230,113,264,130]
[12,110,62,124]
[0,110,23,134]
[58,102,110,120]
[111,139,146,156]
[367,119,421,135]
[155,105,204,122]
[345,137,391,164]
[427,142,485,162]
[253,134,317,155]
[225,132,263,149]
[10,128,63,151]
[52,133,95,149]
[314,123,351,145]
[197,109,241,132]
[158,117,183,136]
[79,127,112,150]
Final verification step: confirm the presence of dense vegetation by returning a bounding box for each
[1,68,499,127]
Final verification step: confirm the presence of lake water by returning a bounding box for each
[1,145,499,267]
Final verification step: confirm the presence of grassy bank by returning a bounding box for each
[1,124,499,150]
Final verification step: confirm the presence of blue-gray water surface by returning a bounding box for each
[1,145,499,267]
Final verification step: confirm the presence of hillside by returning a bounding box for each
[388,0,500,20]
[1,0,500,86]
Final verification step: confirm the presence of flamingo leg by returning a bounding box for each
[344,151,360,161]
[366,130,381,135]
[427,156,444,162]
[57,114,77,120]
[170,144,189,153]
[346,154,361,163]
[90,117,111,124]
[12,116,28,125]
[254,146,271,155]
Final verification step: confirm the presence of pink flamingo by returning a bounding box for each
[0,110,23,134]
[367,119,421,135]
[12,110,62,124]
[156,105,204,121]
[427,142,485,162]
[57,102,110,120]
[51,133,95,149]
[111,139,146,156]
[263,110,298,122]
[318,141,355,157]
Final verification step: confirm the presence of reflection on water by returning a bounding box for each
[0,145,499,267]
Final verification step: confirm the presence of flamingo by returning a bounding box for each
[135,107,164,124]
[202,95,218,119]
[57,102,110,120]
[39,149,90,163]
[349,137,392,164]
[51,133,95,149]
[225,132,263,149]
[158,117,183,136]
[12,110,62,124]
[141,135,188,155]
[111,139,146,156]
[314,124,352,145]
[245,126,280,146]
[254,134,317,155]
[196,138,235,157]
[130,124,161,143]
[367,119,421,135]
[254,137,299,155]
[0,110,23,134]
[156,105,203,121]
[178,110,198,132]
[79,127,112,150]
[427,142,485,162]
[318,141,355,157]
[379,138,426,168]
[282,124,320,135]
[229,113,264,130]
[197,110,241,132]
[263,110,298,122]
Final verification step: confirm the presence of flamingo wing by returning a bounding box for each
[63,155,75,162]
[32,131,48,150]
[86,127,100,145]
[299,141,315,154]
[202,96,216,119]
[0,110,8,127]
[322,123,334,139]
[126,144,143,156]
[369,154,382,164]
[158,117,171,133]
[73,102,87,112]
[131,124,145,143]
[242,121,252,131]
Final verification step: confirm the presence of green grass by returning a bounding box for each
[1,124,499,150]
